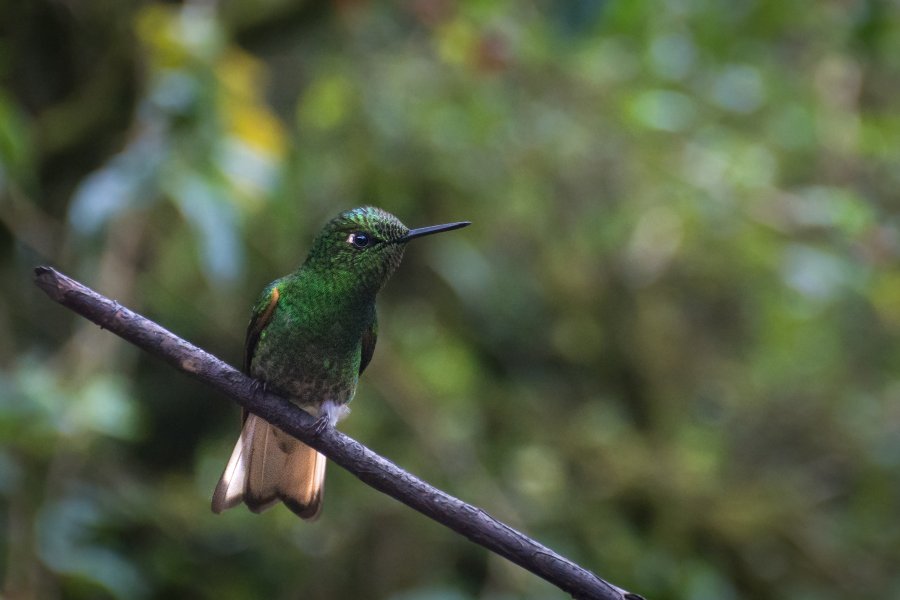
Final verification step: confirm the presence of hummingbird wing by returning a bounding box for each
[243,281,281,374]
[359,315,378,375]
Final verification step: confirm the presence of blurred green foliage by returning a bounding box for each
[2,0,900,598]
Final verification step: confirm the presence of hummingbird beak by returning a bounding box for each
[398,221,471,242]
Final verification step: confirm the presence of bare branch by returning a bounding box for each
[33,266,644,600]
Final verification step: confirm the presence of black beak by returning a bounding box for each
[399,220,471,242]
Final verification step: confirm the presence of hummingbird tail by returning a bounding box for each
[211,413,326,519]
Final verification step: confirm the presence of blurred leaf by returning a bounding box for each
[38,493,149,599]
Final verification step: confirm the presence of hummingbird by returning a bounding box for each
[211,206,470,519]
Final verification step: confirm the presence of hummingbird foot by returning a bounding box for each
[312,415,331,436]
[311,399,348,436]
[249,378,268,400]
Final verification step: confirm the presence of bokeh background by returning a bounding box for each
[3,0,900,598]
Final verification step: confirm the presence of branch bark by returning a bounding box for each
[33,266,644,600]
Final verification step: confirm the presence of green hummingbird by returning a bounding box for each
[211,206,470,519]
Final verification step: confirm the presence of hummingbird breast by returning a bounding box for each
[249,279,372,413]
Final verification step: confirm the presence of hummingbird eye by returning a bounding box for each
[347,231,372,249]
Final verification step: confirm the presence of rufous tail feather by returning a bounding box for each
[211,414,326,519]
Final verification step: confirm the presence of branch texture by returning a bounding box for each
[34,266,644,600]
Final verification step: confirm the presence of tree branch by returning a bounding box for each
[33,266,644,600]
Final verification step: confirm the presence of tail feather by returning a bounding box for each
[279,438,327,520]
[244,414,282,513]
[211,414,326,519]
[211,416,253,513]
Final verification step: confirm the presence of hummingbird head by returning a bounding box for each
[304,206,470,295]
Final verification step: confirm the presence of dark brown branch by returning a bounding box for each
[33,266,644,600]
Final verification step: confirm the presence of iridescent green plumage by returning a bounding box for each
[212,207,469,519]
